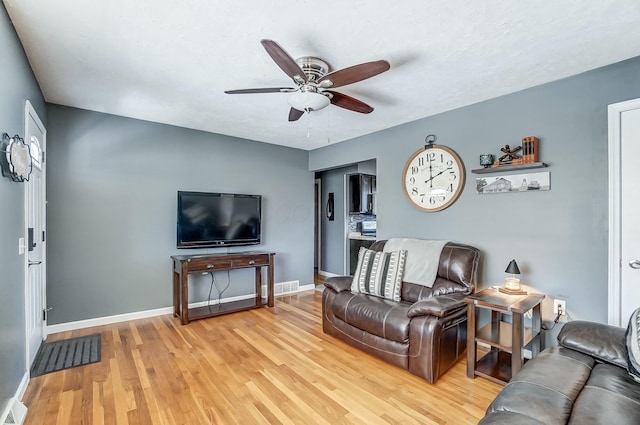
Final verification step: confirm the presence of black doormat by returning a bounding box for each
[30,333,101,377]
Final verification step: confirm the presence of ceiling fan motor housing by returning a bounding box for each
[288,56,333,111]
[296,57,329,82]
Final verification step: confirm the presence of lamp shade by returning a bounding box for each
[288,91,330,112]
[505,259,520,275]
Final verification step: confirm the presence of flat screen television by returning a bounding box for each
[177,191,262,248]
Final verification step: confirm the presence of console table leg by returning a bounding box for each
[173,270,180,318]
[256,267,263,307]
[268,254,275,307]
[180,263,189,325]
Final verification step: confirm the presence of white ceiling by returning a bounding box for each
[4,1,640,151]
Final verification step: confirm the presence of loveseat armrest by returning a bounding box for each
[558,320,628,369]
[407,294,466,318]
[323,276,353,293]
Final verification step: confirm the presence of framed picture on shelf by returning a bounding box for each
[476,171,550,194]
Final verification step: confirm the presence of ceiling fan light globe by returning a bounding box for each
[288,91,330,112]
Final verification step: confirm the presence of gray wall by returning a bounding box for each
[0,3,46,414]
[46,105,314,324]
[310,56,640,336]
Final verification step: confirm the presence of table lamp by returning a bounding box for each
[499,259,527,295]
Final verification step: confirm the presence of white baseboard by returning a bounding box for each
[317,270,341,278]
[47,280,308,334]
[15,372,29,403]
[47,305,175,334]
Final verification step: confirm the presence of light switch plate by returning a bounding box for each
[18,237,25,255]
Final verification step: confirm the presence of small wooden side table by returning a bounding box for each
[465,288,545,385]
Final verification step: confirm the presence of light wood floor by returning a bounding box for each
[22,291,501,425]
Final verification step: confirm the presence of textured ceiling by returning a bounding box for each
[4,0,640,150]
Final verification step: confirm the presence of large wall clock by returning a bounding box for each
[401,141,466,212]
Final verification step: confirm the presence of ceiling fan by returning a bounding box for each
[225,39,391,122]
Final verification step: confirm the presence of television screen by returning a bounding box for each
[177,191,262,248]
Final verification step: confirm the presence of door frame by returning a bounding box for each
[607,97,640,326]
[23,100,47,367]
[314,178,322,273]
[343,173,352,276]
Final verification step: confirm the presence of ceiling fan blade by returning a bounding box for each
[319,60,390,88]
[326,91,374,114]
[260,39,308,83]
[225,87,296,94]
[288,108,304,122]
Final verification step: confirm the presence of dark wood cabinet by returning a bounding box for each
[171,251,275,325]
[349,174,376,214]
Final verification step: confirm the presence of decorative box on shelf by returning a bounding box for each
[473,136,548,174]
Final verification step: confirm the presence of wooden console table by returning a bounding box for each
[171,251,275,325]
[465,288,544,385]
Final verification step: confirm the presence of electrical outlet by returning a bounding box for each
[554,299,567,316]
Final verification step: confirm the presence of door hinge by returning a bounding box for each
[42,151,45,163]
[42,230,45,242]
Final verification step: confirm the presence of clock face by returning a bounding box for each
[8,140,31,178]
[3,135,32,182]
[401,145,466,212]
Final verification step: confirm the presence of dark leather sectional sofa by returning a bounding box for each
[480,320,640,424]
[322,240,480,383]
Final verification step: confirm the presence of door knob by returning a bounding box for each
[28,260,42,266]
[630,260,640,270]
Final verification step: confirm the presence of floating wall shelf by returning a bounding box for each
[471,162,548,174]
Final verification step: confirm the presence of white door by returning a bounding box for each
[608,99,640,327]
[25,101,47,367]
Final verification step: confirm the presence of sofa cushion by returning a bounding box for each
[569,363,640,424]
[626,307,640,383]
[558,320,628,369]
[351,248,406,302]
[483,346,595,424]
[330,291,411,343]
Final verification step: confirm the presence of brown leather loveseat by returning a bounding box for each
[322,240,480,383]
